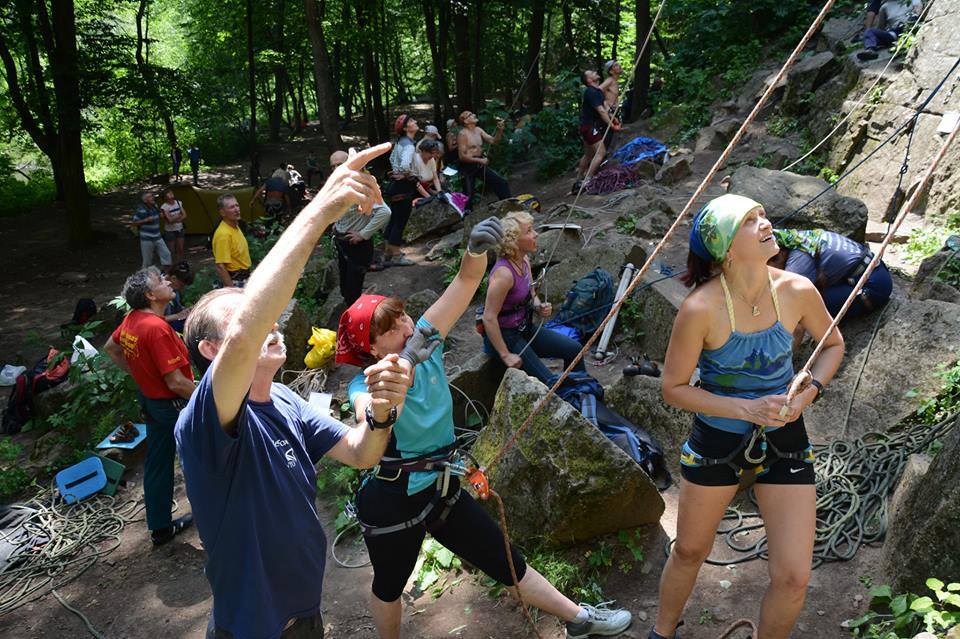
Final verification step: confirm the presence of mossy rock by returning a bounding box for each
[473,368,664,546]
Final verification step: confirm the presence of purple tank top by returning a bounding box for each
[491,257,531,329]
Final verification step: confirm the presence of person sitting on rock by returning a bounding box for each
[858,0,922,61]
[481,210,586,386]
[337,216,632,639]
[768,228,892,320]
[651,194,844,639]
[412,139,443,198]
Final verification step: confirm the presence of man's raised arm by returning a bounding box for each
[209,144,392,429]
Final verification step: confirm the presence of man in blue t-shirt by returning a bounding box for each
[573,69,621,194]
[175,142,412,639]
[131,192,172,269]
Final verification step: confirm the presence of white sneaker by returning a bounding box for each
[565,603,632,638]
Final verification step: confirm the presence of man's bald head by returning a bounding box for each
[329,150,348,169]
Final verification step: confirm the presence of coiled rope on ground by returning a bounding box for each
[0,487,145,616]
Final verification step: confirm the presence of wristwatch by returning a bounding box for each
[365,404,398,430]
[809,379,825,403]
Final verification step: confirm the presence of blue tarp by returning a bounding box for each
[612,135,668,166]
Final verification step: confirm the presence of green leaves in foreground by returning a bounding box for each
[845,578,960,637]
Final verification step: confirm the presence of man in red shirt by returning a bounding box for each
[104,267,196,545]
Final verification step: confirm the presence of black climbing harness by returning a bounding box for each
[680,423,815,477]
[346,446,477,537]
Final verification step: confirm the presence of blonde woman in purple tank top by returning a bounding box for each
[481,210,586,385]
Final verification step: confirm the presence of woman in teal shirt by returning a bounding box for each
[336,218,632,639]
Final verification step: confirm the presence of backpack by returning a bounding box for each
[2,348,71,435]
[548,268,615,342]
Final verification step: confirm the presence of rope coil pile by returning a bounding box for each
[0,487,144,615]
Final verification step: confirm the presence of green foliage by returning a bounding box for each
[0,156,57,218]
[618,295,646,344]
[818,166,841,184]
[903,213,960,265]
[314,457,361,531]
[0,439,31,500]
[912,361,960,425]
[845,579,960,637]
[413,538,464,599]
[766,114,800,138]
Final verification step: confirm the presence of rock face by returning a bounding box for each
[911,248,960,304]
[540,236,646,306]
[780,52,840,114]
[460,199,528,248]
[801,298,960,442]
[881,416,960,593]
[695,118,741,152]
[655,154,692,185]
[277,299,311,375]
[532,227,583,269]
[446,352,501,429]
[403,198,462,243]
[300,254,338,302]
[728,165,869,241]
[816,17,859,55]
[604,374,689,463]
[472,369,665,545]
[404,289,440,322]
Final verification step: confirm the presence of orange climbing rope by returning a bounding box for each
[477,0,840,478]
[782,109,960,411]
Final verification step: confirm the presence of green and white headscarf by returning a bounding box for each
[689,194,763,262]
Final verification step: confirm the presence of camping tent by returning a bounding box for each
[166,184,266,235]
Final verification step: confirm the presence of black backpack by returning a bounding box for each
[549,268,615,341]
[2,348,71,435]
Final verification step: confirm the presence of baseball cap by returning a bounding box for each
[604,60,617,74]
[424,124,440,136]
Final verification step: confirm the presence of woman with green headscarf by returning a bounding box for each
[647,194,845,639]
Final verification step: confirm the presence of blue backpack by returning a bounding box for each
[548,268,615,342]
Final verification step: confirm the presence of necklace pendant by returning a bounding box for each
[751,305,761,317]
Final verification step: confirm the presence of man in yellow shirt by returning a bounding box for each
[212,194,252,288]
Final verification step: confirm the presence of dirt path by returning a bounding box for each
[0,120,883,639]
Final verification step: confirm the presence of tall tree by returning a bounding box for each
[452,0,472,112]
[0,0,91,245]
[470,0,483,110]
[524,0,546,113]
[135,0,177,152]
[355,0,387,142]
[627,0,651,122]
[304,0,343,152]
[247,0,258,186]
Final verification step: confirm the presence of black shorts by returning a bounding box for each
[680,417,815,487]
[357,476,526,602]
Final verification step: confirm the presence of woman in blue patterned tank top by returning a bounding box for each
[647,195,844,639]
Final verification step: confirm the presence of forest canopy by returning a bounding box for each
[0,0,827,243]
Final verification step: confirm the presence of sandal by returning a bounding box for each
[110,421,139,444]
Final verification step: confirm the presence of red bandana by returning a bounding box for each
[335,294,387,367]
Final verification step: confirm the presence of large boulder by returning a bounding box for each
[300,254,338,301]
[315,289,345,330]
[471,369,665,545]
[801,298,960,442]
[604,374,689,463]
[532,226,583,269]
[881,416,960,593]
[780,51,840,114]
[446,352,502,429]
[625,276,684,361]
[404,289,440,322]
[540,236,646,306]
[460,199,529,248]
[277,299,311,376]
[425,229,464,261]
[911,248,960,304]
[816,17,859,56]
[728,165,869,241]
[655,154,692,185]
[403,198,462,243]
[695,118,741,152]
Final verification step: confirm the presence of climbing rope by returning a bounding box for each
[0,486,144,615]
[781,1,935,173]
[665,411,956,567]
[491,488,542,639]
[716,618,758,639]
[52,589,105,639]
[782,97,960,409]
[477,0,840,479]
[281,367,330,399]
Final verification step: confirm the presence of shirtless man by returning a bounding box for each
[600,60,623,110]
[457,111,511,205]
[574,69,621,193]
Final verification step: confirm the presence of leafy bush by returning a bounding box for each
[903,213,960,265]
[0,439,31,500]
[0,154,57,218]
[845,579,960,637]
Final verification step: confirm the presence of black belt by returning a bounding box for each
[844,250,875,287]
[229,268,251,280]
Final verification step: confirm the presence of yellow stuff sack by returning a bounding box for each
[304,327,337,368]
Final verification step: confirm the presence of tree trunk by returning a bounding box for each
[628,0,652,123]
[48,0,92,246]
[135,0,177,156]
[423,0,443,124]
[437,1,453,118]
[612,0,621,59]
[524,0,546,113]
[561,0,576,62]
[266,0,286,141]
[452,1,472,112]
[356,0,387,142]
[471,0,483,110]
[247,0,258,185]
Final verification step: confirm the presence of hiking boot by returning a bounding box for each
[566,603,632,638]
[857,49,879,61]
[151,514,194,546]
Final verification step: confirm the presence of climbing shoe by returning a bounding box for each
[151,514,194,546]
[565,603,632,638]
[623,355,660,378]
